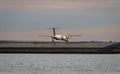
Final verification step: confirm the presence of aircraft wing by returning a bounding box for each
[68,34,83,37]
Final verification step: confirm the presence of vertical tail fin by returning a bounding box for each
[47,27,60,36]
[53,28,56,36]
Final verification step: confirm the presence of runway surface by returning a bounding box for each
[0,42,120,53]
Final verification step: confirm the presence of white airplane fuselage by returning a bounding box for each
[52,34,69,41]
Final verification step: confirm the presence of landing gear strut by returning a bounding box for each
[52,39,55,44]
[65,40,69,44]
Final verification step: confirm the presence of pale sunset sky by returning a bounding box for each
[0,0,120,41]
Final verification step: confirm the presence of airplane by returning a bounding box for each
[39,27,82,44]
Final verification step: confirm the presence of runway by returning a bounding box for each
[0,41,120,53]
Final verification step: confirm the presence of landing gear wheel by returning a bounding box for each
[65,40,69,44]
[52,39,55,44]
